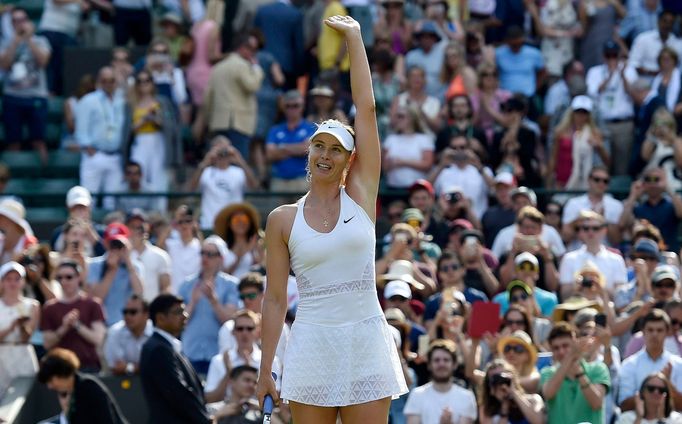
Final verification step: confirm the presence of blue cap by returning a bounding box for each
[633,238,660,257]
[415,21,442,41]
[603,39,620,53]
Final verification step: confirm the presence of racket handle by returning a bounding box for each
[262,372,277,423]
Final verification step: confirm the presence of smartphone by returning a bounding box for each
[595,313,607,328]
[519,234,539,249]
[417,334,430,357]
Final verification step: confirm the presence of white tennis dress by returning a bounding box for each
[280,187,408,406]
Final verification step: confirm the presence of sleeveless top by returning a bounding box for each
[288,187,382,326]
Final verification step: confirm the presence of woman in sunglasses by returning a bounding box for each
[478,359,546,424]
[213,202,264,278]
[616,372,681,423]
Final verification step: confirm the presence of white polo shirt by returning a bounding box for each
[618,348,682,403]
[562,194,624,225]
[628,30,682,73]
[586,62,637,121]
[165,237,201,293]
[559,245,627,290]
[131,241,172,302]
[491,224,566,259]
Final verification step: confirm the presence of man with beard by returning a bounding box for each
[403,339,477,424]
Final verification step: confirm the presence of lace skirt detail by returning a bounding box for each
[280,314,408,407]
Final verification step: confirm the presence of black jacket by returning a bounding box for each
[139,332,211,424]
[68,373,128,424]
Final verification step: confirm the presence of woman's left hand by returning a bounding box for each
[324,15,361,36]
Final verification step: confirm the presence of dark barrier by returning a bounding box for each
[62,47,147,96]
[14,375,148,424]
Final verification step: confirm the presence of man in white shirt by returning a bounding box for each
[628,10,682,78]
[189,135,258,231]
[404,339,477,424]
[429,135,494,219]
[559,211,627,299]
[103,294,153,375]
[618,309,682,411]
[561,165,623,247]
[586,41,638,176]
[127,209,172,301]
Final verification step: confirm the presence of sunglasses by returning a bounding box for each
[516,262,538,272]
[235,326,255,332]
[505,319,526,326]
[653,281,675,289]
[239,292,259,301]
[645,385,667,394]
[590,176,610,184]
[439,264,461,272]
[200,250,221,258]
[285,103,303,109]
[580,225,604,232]
[510,293,529,303]
[644,175,661,183]
[503,344,526,354]
[122,308,141,315]
[56,274,76,281]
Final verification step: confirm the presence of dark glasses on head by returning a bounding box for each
[503,344,526,354]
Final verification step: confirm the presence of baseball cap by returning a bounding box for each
[0,261,25,279]
[495,172,516,186]
[507,279,532,295]
[633,238,660,258]
[571,95,593,113]
[514,251,539,267]
[282,89,303,102]
[384,280,412,299]
[66,186,92,208]
[401,208,424,223]
[126,208,148,223]
[415,21,442,41]
[310,121,355,151]
[409,179,435,197]
[510,186,537,206]
[603,39,620,54]
[652,264,679,284]
[104,223,130,242]
[451,218,473,230]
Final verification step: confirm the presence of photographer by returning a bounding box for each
[189,136,259,231]
[438,186,481,229]
[18,244,60,305]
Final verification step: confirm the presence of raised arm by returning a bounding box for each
[326,16,381,220]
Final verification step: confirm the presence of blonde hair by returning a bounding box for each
[440,41,464,83]
[554,105,598,137]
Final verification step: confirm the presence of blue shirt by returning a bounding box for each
[75,89,125,152]
[493,287,558,318]
[619,0,659,41]
[424,289,489,322]
[87,255,143,326]
[178,272,239,362]
[266,119,316,179]
[495,45,545,97]
[634,196,680,252]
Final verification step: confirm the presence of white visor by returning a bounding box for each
[310,121,355,151]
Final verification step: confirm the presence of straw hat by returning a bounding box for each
[498,330,538,366]
[213,202,261,241]
[0,199,33,236]
[552,296,602,322]
[378,260,425,290]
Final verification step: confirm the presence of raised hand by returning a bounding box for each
[324,15,361,36]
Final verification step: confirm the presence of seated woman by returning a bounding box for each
[478,359,546,423]
[616,372,682,424]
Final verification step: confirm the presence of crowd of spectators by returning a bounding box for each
[1,0,682,423]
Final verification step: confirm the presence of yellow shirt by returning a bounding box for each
[133,102,161,134]
[317,2,350,72]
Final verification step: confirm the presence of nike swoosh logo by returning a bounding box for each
[343,216,355,224]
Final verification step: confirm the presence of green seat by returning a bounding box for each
[29,178,78,207]
[47,150,81,178]
[48,97,64,121]
[5,178,37,195]
[26,207,68,223]
[0,152,43,178]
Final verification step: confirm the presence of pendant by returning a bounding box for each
[323,217,329,228]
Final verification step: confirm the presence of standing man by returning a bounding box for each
[405,21,447,97]
[481,172,517,247]
[127,209,172,302]
[140,294,211,424]
[0,7,51,164]
[403,339,477,424]
[495,26,545,99]
[75,67,126,210]
[628,10,682,79]
[541,322,611,424]
[104,294,152,375]
[202,34,263,160]
[265,90,316,192]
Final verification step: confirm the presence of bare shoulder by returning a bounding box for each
[266,203,299,242]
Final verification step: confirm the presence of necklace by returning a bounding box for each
[322,206,333,228]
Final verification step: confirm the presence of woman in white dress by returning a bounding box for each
[257,15,408,423]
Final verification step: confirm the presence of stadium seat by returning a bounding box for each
[0,152,43,178]
[26,207,68,224]
[47,150,81,178]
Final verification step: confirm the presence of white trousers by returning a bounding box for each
[130,132,168,211]
[80,151,123,210]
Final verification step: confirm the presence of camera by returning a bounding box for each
[217,149,230,158]
[581,277,595,288]
[489,372,512,387]
[445,192,462,204]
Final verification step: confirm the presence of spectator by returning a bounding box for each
[424,0,463,42]
[382,105,435,189]
[41,259,106,372]
[37,0,83,95]
[0,7,51,164]
[144,40,189,111]
[456,229,500,298]
[627,78,666,176]
[202,33,263,160]
[616,372,682,423]
[481,172,517,246]
[438,41,477,100]
[478,359,545,422]
[179,236,239,374]
[212,365,268,423]
[406,179,449,248]
[158,13,187,64]
[62,74,96,151]
[559,211,627,298]
[435,94,486,156]
[371,46,401,141]
[437,186,481,233]
[189,136,258,231]
[75,66,126,209]
[624,299,682,358]
[494,330,540,393]
[618,309,682,411]
[429,135,494,219]
[86,223,144,326]
[543,200,563,233]
[373,0,413,57]
[628,10,682,79]
[306,85,349,124]
[253,0,304,90]
[37,348,128,423]
[158,205,201,293]
[495,254,558,317]
[265,90,316,192]
[186,5,223,111]
[161,0,205,23]
[140,294,212,423]
[534,0,581,78]
[390,66,442,137]
[470,62,512,145]
[586,40,637,177]
[127,209,172,302]
[112,0,152,46]
[121,69,181,204]
[641,109,682,192]
[0,198,36,265]
[18,244,61,306]
[317,0,350,81]
[544,59,586,130]
[614,240,666,310]
[651,47,680,113]
[577,0,625,70]
[494,26,545,98]
[403,339,477,424]
[115,161,160,213]
[619,0,661,44]
[620,167,682,252]
[382,278,428,349]
[561,165,624,246]
[0,262,39,378]
[51,186,103,256]
[103,294,152,375]
[110,47,134,94]
[405,21,447,97]
[549,95,609,190]
[213,203,263,279]
[541,322,611,424]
